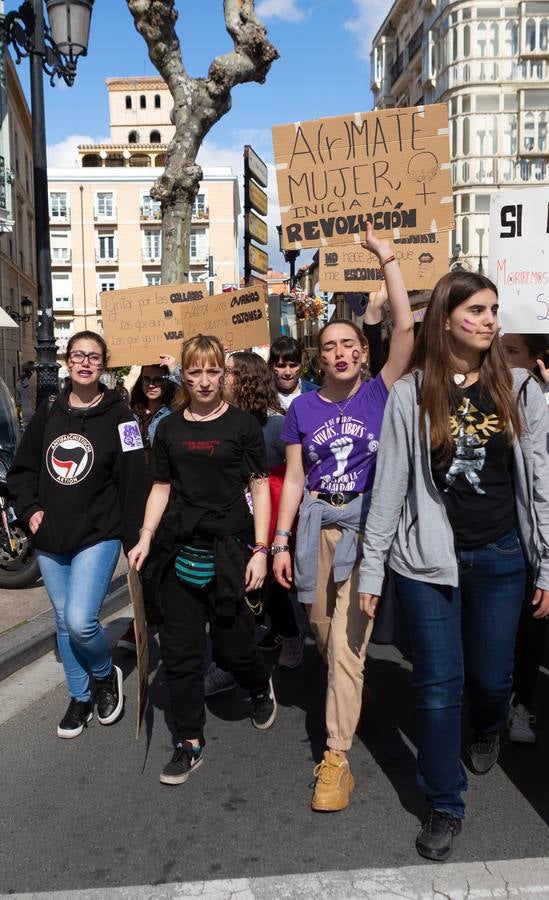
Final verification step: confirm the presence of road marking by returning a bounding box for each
[5,857,549,898]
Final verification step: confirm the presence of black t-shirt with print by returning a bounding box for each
[151,405,267,524]
[431,381,516,550]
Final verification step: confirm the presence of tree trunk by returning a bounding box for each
[126,0,279,284]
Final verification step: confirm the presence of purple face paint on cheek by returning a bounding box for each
[352,349,360,364]
[460,318,476,334]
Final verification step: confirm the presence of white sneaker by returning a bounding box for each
[204,663,237,697]
[507,703,536,744]
[278,633,305,669]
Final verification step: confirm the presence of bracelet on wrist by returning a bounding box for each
[252,546,269,556]
[139,526,155,538]
[271,543,290,555]
[253,540,269,548]
[275,529,291,537]
[380,254,396,269]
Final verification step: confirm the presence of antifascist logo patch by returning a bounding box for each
[46,433,94,485]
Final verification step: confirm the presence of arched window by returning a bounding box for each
[125,95,132,110]
[452,120,458,157]
[452,27,458,61]
[462,117,470,155]
[463,24,470,57]
[489,22,499,56]
[505,21,518,56]
[503,114,517,155]
[154,94,161,109]
[477,22,487,57]
[540,19,549,51]
[128,130,139,144]
[140,95,146,109]
[524,112,535,151]
[538,111,547,152]
[150,130,161,143]
[526,18,536,51]
[461,216,469,254]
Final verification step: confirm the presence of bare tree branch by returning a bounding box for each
[125,0,278,284]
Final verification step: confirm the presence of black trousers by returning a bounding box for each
[158,568,269,744]
[266,577,299,638]
[513,583,546,708]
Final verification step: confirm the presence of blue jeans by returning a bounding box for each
[394,529,525,818]
[38,540,121,702]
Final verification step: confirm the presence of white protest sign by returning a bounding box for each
[489,188,549,334]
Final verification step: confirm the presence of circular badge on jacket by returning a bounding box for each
[46,433,94,485]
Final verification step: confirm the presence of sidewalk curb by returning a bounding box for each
[0,574,130,682]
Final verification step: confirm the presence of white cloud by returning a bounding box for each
[256,0,305,23]
[47,133,110,168]
[344,0,393,61]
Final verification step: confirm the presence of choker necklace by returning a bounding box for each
[453,365,480,386]
[69,391,102,409]
[188,400,225,422]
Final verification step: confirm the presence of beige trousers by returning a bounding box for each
[306,524,373,751]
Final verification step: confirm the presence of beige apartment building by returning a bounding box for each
[0,51,37,395]
[371,0,549,270]
[48,77,240,364]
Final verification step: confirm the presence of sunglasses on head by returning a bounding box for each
[142,375,167,387]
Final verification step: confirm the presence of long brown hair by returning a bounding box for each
[410,271,522,460]
[129,364,176,412]
[230,352,285,424]
[172,334,225,413]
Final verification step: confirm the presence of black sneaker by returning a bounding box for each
[160,741,204,785]
[416,810,463,861]
[258,629,295,651]
[469,732,500,774]
[95,664,124,725]
[251,677,277,730]
[57,698,93,739]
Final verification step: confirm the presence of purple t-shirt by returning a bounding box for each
[281,374,389,493]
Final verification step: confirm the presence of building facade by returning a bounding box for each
[371,0,549,270]
[48,76,240,364]
[0,48,37,395]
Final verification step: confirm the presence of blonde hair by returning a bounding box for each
[173,334,225,412]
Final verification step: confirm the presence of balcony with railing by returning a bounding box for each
[407,24,423,61]
[51,251,72,266]
[95,250,119,264]
[50,210,70,224]
[94,207,117,222]
[191,206,209,223]
[142,249,161,264]
[140,206,161,221]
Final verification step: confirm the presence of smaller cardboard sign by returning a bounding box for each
[489,187,549,334]
[248,180,268,216]
[246,210,268,246]
[247,243,269,275]
[127,566,149,739]
[101,283,270,365]
[319,233,448,292]
[244,145,268,188]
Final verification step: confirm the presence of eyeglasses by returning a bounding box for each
[142,375,167,387]
[68,351,104,366]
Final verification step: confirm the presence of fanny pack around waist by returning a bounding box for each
[175,545,215,588]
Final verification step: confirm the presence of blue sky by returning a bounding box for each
[6,0,392,273]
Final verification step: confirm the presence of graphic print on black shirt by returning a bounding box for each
[431,382,516,549]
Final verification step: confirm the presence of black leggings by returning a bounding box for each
[158,568,269,745]
[512,586,546,708]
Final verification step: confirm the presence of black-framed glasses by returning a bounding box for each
[142,375,168,387]
[68,351,104,366]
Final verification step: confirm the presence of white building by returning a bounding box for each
[371,0,549,269]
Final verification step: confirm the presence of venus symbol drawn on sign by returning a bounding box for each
[407,151,439,206]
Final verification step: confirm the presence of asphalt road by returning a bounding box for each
[1,615,549,895]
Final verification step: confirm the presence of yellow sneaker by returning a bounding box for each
[311,750,355,812]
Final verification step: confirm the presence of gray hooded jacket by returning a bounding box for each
[359,369,549,596]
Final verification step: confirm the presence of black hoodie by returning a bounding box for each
[7,386,149,555]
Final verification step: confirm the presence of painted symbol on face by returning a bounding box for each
[352,349,360,364]
[460,318,476,334]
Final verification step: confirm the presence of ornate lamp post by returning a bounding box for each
[1,0,94,403]
[277,224,300,290]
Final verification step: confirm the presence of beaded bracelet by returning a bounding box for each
[380,254,396,269]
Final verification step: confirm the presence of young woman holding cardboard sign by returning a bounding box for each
[359,272,549,861]
[129,334,276,786]
[273,221,414,813]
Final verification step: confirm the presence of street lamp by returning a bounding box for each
[476,227,485,274]
[277,224,300,289]
[1,0,94,404]
[5,294,33,323]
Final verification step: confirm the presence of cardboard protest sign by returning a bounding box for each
[489,188,549,334]
[273,104,454,251]
[319,233,448,292]
[101,284,269,366]
[127,566,149,739]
